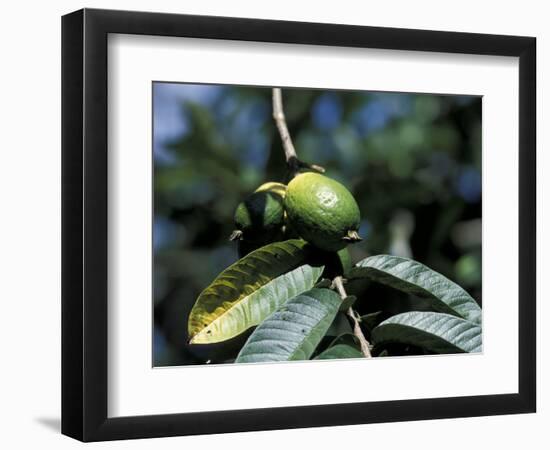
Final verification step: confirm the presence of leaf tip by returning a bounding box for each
[187,329,200,344]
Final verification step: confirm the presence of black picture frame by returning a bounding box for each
[62,8,536,442]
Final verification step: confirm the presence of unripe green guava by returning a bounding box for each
[284,172,361,252]
[230,182,286,244]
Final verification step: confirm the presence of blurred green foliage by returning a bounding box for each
[153,83,482,366]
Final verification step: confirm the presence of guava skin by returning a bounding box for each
[233,191,284,242]
[232,182,287,244]
[285,172,361,252]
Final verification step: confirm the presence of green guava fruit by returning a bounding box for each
[230,182,286,243]
[285,172,361,252]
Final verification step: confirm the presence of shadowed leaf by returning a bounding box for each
[349,255,481,324]
[315,344,363,360]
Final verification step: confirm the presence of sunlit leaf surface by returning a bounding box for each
[188,240,323,344]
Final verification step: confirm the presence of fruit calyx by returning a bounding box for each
[228,230,244,241]
[342,230,362,243]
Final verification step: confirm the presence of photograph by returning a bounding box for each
[152,82,483,367]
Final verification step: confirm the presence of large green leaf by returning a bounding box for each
[372,311,482,354]
[188,240,323,344]
[235,288,341,363]
[315,344,363,360]
[349,255,481,324]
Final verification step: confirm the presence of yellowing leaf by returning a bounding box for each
[188,240,323,344]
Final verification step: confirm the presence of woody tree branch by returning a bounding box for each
[272,88,325,176]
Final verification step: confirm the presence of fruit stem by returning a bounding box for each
[272,88,325,177]
[332,276,372,358]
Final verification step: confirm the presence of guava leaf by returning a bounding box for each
[314,333,363,360]
[314,278,332,289]
[314,344,363,360]
[328,333,360,348]
[372,311,482,354]
[325,313,352,337]
[188,240,323,344]
[235,288,341,363]
[349,255,481,325]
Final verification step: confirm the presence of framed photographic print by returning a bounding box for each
[61,8,536,442]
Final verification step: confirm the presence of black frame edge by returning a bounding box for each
[89,393,530,442]
[61,9,85,441]
[61,8,537,442]
[517,37,537,413]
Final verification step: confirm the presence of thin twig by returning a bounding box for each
[347,308,372,358]
[333,276,372,358]
[272,88,325,176]
[272,88,298,164]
